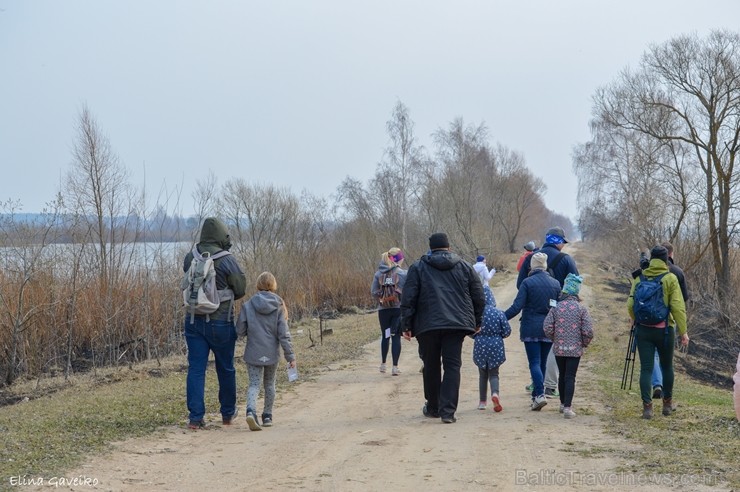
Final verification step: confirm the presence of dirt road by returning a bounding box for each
[67,253,710,491]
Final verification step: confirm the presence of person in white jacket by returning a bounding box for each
[474,255,495,286]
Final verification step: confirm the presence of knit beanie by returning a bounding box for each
[428,232,450,250]
[523,241,536,252]
[476,255,485,262]
[530,252,548,271]
[650,245,669,263]
[562,273,583,296]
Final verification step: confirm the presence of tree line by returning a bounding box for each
[0,100,566,386]
[574,29,740,355]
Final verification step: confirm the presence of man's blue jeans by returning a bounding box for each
[184,317,237,422]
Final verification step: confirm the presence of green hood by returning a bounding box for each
[198,217,232,251]
[642,258,670,277]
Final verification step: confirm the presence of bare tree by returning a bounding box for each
[489,146,546,252]
[375,101,425,250]
[592,30,740,314]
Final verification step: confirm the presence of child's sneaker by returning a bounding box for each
[246,410,262,431]
[563,407,576,419]
[261,414,273,427]
[392,366,400,376]
[491,394,503,413]
[379,363,387,373]
[477,401,487,410]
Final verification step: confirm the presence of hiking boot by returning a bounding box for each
[563,407,576,419]
[531,395,547,411]
[544,388,559,398]
[662,398,673,416]
[491,394,503,413]
[392,366,401,376]
[441,415,457,424]
[379,363,387,373]
[642,402,653,420]
[188,419,205,430]
[261,414,273,427]
[422,404,439,419]
[222,408,238,425]
[478,401,487,410]
[246,410,262,431]
[652,385,663,399]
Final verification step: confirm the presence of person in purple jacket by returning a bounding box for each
[543,273,593,419]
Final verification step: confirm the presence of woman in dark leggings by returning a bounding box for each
[371,248,407,375]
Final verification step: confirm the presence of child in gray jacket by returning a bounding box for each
[237,272,296,430]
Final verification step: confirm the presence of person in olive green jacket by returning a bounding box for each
[627,245,689,419]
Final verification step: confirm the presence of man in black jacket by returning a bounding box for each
[401,232,485,423]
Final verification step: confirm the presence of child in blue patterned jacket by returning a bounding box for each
[473,286,512,412]
[543,273,593,419]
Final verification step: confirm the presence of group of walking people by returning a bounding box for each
[182,217,692,430]
[372,227,596,422]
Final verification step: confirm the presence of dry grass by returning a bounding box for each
[0,311,379,482]
[575,245,740,489]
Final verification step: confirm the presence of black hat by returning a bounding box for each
[428,232,450,250]
[650,245,669,263]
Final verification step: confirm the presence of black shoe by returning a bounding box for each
[188,420,205,430]
[422,404,439,419]
[441,416,457,424]
[261,414,273,427]
[222,408,238,425]
[652,386,663,399]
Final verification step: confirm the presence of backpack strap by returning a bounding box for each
[547,252,566,277]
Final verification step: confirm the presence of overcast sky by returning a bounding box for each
[1,1,738,222]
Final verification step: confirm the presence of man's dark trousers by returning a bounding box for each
[417,329,467,419]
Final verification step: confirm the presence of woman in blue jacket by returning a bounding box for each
[504,252,561,411]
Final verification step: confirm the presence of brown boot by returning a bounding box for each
[642,402,653,419]
[662,398,673,416]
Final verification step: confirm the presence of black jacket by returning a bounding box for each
[400,250,485,337]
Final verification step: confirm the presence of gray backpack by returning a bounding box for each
[182,246,234,323]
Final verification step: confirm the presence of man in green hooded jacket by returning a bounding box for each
[627,245,689,419]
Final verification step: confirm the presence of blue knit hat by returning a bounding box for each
[562,273,583,296]
[476,255,485,262]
